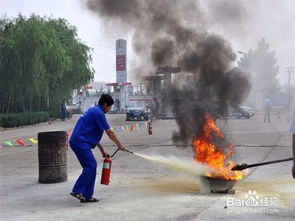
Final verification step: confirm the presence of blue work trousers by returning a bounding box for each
[71,145,97,199]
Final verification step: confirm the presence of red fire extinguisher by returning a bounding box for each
[101,157,112,185]
[100,148,133,185]
[148,121,152,135]
[101,148,119,185]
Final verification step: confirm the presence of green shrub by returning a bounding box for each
[0,112,49,128]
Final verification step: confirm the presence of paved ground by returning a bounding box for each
[0,112,294,221]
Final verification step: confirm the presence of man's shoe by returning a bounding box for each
[70,192,86,202]
[81,197,99,203]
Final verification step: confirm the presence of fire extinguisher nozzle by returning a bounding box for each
[125,149,134,154]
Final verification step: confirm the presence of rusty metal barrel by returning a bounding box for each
[38,131,67,183]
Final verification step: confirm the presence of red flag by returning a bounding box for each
[16,139,25,146]
[130,124,134,132]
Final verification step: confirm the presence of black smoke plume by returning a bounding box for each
[85,0,251,145]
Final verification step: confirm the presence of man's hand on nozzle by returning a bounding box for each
[118,144,126,151]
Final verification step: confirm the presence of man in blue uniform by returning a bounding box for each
[69,94,126,203]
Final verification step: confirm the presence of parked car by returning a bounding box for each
[66,104,82,115]
[240,106,255,117]
[227,105,255,119]
[126,102,150,121]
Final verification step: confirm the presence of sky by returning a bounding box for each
[1,0,294,86]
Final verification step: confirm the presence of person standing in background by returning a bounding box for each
[61,101,67,121]
[263,95,272,123]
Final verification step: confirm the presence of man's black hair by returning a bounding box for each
[99,94,114,106]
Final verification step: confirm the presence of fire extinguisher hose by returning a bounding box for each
[110,148,119,158]
[109,148,134,158]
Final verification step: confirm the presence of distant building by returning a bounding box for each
[89,81,108,92]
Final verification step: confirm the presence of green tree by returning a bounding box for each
[0,15,94,117]
[238,39,280,95]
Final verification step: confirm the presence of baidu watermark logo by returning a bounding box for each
[226,190,280,214]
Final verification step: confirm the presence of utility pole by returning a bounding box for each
[286,66,294,91]
[286,66,294,123]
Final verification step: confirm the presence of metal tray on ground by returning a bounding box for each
[202,176,237,193]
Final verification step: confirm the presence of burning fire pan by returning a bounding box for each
[202,176,237,193]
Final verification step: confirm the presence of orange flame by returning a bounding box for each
[193,114,244,180]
